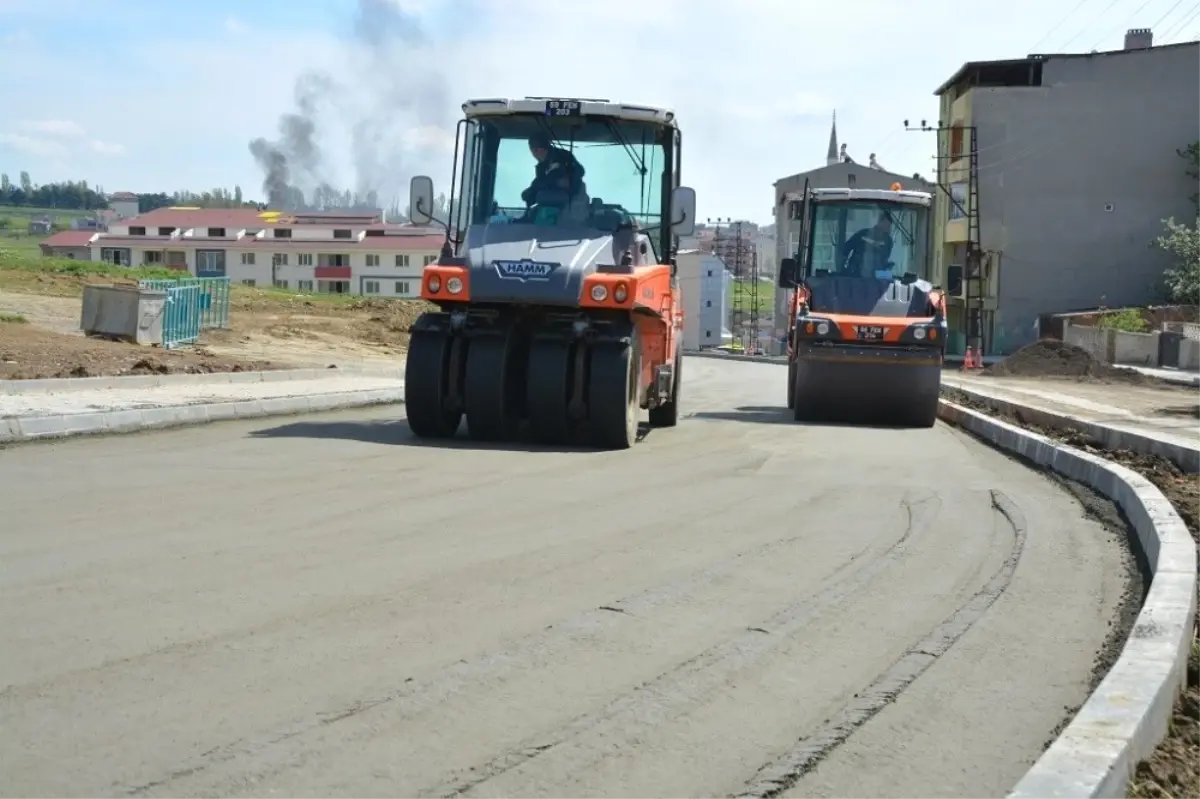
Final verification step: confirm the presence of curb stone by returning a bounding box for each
[0,387,405,444]
[937,400,1197,799]
[940,380,1200,473]
[0,366,404,395]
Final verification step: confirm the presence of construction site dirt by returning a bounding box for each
[943,387,1199,799]
[981,339,1172,386]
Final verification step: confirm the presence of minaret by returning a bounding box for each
[826,111,839,166]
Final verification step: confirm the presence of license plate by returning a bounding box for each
[545,99,582,117]
[856,326,885,341]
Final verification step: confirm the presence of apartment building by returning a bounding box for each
[40,207,445,298]
[933,30,1200,354]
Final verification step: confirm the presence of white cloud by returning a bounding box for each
[0,133,68,158]
[89,140,127,157]
[20,119,87,138]
[223,15,247,35]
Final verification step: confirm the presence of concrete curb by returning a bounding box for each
[0,387,404,444]
[936,400,1197,799]
[0,366,404,395]
[941,381,1200,473]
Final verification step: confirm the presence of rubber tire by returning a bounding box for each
[907,394,939,428]
[588,335,640,449]
[464,330,522,442]
[404,329,462,438]
[526,338,573,443]
[648,350,681,428]
[786,361,796,410]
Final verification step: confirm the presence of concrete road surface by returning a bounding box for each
[0,358,1135,798]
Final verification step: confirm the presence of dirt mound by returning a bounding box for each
[0,324,277,380]
[982,339,1151,385]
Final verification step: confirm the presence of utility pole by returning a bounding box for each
[904,119,984,356]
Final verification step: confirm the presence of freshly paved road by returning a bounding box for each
[0,357,1133,798]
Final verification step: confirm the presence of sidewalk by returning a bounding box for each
[1,374,404,419]
[0,370,406,443]
[942,372,1199,451]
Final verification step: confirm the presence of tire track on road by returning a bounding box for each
[120,491,937,798]
[416,491,944,798]
[735,489,1028,798]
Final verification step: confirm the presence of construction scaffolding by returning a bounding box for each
[707,218,761,354]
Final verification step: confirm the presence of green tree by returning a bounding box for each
[19,171,31,193]
[1154,141,1200,303]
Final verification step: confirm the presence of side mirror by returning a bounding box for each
[409,175,435,225]
[777,257,798,287]
[670,185,696,236]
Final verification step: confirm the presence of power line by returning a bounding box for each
[1058,0,1124,50]
[1159,2,1200,37]
[1087,0,1158,49]
[1030,0,1092,51]
[1149,0,1192,31]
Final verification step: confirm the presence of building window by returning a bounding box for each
[143,250,163,264]
[948,183,967,221]
[129,226,146,236]
[320,253,349,267]
[207,227,226,237]
[365,254,380,267]
[394,280,411,295]
[298,280,314,292]
[706,300,712,307]
[787,201,804,220]
[364,280,380,294]
[949,123,964,162]
[298,253,313,266]
[423,254,437,266]
[333,229,352,239]
[395,254,410,267]
[242,279,256,287]
[707,269,713,277]
[157,227,176,236]
[273,228,292,238]
[705,330,712,338]
[274,279,289,289]
[273,253,288,266]
[241,252,256,265]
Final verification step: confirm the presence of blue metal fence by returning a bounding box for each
[139,276,231,349]
[160,284,202,348]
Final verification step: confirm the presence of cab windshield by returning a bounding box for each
[803,199,932,317]
[456,114,670,252]
[807,200,927,280]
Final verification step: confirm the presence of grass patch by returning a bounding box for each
[0,311,28,323]
[0,248,185,296]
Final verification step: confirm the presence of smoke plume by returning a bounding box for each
[248,0,457,212]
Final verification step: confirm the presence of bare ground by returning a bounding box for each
[0,270,433,378]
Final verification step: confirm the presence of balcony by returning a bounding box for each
[315,265,351,279]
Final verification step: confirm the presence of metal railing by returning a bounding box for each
[138,277,231,349]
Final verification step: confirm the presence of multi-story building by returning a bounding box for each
[932,30,1200,354]
[40,207,445,298]
[676,249,734,350]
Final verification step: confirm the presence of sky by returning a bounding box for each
[1,0,1197,224]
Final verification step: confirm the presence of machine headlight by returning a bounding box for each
[816,321,830,335]
[427,276,441,293]
[913,326,927,340]
[590,284,608,302]
[446,277,463,295]
[614,282,628,303]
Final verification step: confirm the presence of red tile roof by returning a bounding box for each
[40,230,97,248]
[242,234,446,250]
[118,208,269,229]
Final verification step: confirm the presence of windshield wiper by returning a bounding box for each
[604,119,647,179]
